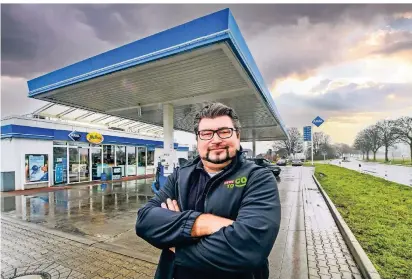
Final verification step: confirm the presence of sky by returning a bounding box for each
[2,4,412,154]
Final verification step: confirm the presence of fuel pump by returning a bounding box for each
[151,156,179,194]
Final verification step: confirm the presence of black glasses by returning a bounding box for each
[197,127,238,140]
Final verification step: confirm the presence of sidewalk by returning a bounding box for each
[302,167,363,279]
[1,217,157,279]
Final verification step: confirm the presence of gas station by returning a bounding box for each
[27,8,288,177]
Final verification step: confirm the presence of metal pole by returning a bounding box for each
[311,124,314,166]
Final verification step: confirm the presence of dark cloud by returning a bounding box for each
[375,39,412,55]
[2,3,412,80]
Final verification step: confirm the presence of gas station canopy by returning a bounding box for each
[27,8,287,141]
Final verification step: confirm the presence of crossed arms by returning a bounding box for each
[135,168,281,272]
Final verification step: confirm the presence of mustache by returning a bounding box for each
[208,146,230,151]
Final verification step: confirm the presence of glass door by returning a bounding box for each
[53,147,68,185]
[91,148,102,180]
[137,147,146,175]
[79,148,90,182]
[127,146,137,176]
[116,146,126,177]
[69,148,80,183]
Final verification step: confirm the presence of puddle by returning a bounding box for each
[1,179,154,239]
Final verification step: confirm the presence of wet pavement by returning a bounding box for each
[1,179,154,239]
[1,218,156,279]
[2,168,365,278]
[302,167,362,279]
[330,159,412,187]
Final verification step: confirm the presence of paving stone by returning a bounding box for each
[308,260,318,269]
[0,219,157,279]
[317,260,328,268]
[339,264,351,273]
[326,259,338,266]
[318,267,330,275]
[341,271,354,279]
[330,273,342,279]
[349,265,361,274]
[309,267,320,276]
[329,265,340,274]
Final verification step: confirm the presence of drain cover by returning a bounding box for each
[10,272,50,279]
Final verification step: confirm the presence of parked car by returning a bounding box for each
[248,158,281,177]
[291,159,303,166]
[276,159,287,166]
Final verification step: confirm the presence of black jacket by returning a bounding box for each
[135,150,281,279]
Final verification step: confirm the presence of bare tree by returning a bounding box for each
[334,143,353,158]
[273,127,303,157]
[376,120,400,162]
[363,125,384,161]
[393,116,412,163]
[354,130,372,160]
[312,132,330,156]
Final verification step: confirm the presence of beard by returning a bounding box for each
[202,146,235,164]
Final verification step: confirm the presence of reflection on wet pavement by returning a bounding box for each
[1,179,155,240]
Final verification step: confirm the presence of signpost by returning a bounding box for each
[310,116,325,165]
[303,126,312,141]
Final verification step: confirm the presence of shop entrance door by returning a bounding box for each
[91,148,102,180]
[68,147,80,183]
[79,148,90,182]
[68,147,91,183]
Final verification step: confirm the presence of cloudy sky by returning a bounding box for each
[2,4,412,152]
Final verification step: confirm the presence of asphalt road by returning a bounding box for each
[329,159,412,187]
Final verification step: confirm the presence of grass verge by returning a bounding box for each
[364,158,412,167]
[314,164,412,279]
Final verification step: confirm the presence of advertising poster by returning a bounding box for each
[112,167,122,180]
[55,163,63,184]
[25,154,49,183]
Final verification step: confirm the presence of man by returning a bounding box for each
[136,102,281,279]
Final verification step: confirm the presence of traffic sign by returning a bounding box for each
[303,126,311,141]
[312,116,325,127]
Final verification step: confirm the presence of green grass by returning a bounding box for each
[303,160,327,166]
[314,165,412,279]
[364,158,412,167]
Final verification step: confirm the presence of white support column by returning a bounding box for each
[163,104,175,175]
[252,130,256,158]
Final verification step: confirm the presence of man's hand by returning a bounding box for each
[191,214,234,237]
[161,198,180,212]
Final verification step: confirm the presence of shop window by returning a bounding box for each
[147,150,155,166]
[53,147,67,185]
[127,146,137,176]
[103,145,115,166]
[137,147,146,175]
[116,146,126,177]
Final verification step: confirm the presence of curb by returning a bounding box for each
[311,175,381,279]
[1,216,159,265]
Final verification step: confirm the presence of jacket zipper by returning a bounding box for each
[175,170,184,211]
[203,155,241,211]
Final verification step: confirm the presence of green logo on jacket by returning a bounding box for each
[224,176,248,189]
